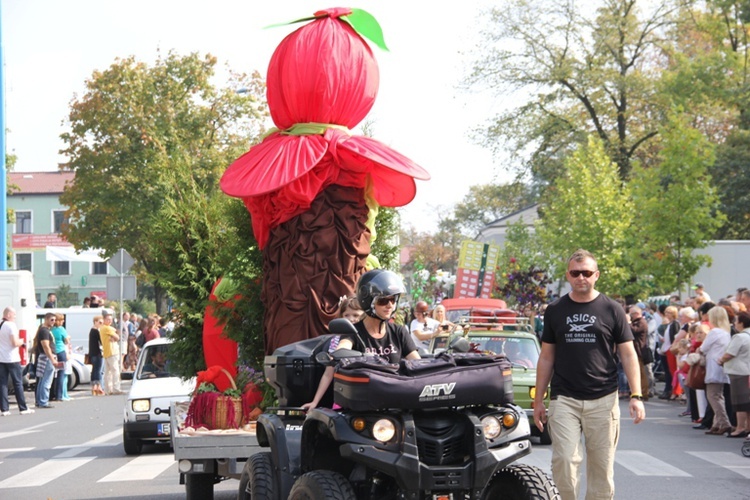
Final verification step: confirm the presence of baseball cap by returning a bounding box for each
[692,282,705,289]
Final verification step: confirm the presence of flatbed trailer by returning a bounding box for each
[170,401,262,500]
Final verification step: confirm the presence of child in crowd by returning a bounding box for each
[674,338,692,415]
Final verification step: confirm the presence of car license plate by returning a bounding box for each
[157,423,171,437]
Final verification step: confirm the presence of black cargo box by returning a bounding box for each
[264,335,336,408]
[333,353,514,411]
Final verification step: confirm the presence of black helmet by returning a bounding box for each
[357,269,406,319]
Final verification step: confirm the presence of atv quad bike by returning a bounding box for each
[245,319,559,499]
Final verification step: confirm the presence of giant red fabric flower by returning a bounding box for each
[220,8,430,248]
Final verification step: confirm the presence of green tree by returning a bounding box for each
[152,167,264,377]
[468,0,675,182]
[536,136,633,294]
[59,52,267,315]
[712,129,750,239]
[662,2,750,238]
[371,207,401,271]
[628,114,724,297]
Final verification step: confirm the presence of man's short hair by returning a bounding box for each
[567,249,597,268]
[44,312,56,321]
[102,311,112,318]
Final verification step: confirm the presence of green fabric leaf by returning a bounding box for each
[264,15,318,29]
[264,9,388,52]
[342,9,389,51]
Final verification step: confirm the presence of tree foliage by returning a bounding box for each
[628,113,723,297]
[468,0,676,182]
[59,51,269,377]
[371,207,401,271]
[59,51,267,314]
[537,136,633,294]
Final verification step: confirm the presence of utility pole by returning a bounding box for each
[0,3,8,271]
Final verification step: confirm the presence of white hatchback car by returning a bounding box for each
[122,338,195,455]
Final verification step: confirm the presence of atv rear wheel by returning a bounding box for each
[482,464,560,499]
[289,470,355,500]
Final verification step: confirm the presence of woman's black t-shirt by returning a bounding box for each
[350,321,418,363]
[541,294,633,400]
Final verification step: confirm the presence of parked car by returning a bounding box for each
[429,316,552,444]
[122,338,195,455]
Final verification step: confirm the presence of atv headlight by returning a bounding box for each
[372,419,396,442]
[481,416,502,439]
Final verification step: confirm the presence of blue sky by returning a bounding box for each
[3,0,509,232]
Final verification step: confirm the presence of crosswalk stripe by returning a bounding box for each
[615,450,691,476]
[0,457,97,488]
[0,421,57,441]
[98,454,176,482]
[522,448,694,477]
[687,451,750,479]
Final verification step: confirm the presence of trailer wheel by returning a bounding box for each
[185,472,215,500]
[482,464,560,500]
[242,452,278,499]
[289,470,355,500]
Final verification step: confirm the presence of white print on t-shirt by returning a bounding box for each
[565,314,597,342]
[364,343,397,358]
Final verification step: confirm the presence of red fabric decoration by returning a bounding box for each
[220,9,430,248]
[202,278,238,390]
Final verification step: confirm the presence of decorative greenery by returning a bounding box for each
[497,260,551,309]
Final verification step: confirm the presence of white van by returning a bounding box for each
[0,270,38,367]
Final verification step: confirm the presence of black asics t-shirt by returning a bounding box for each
[542,294,633,400]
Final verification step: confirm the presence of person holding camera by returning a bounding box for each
[410,301,440,353]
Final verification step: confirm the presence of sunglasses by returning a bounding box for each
[375,296,397,306]
[569,270,596,278]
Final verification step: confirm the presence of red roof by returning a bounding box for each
[8,171,75,195]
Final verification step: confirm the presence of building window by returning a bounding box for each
[92,262,108,275]
[53,261,70,276]
[15,211,32,234]
[53,210,68,234]
[15,253,32,272]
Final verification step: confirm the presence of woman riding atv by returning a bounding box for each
[302,269,420,410]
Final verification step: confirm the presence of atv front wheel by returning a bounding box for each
[482,464,560,499]
[243,452,278,499]
[289,470,355,500]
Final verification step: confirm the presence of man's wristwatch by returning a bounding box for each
[630,394,643,401]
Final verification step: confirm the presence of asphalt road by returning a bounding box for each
[1,381,748,499]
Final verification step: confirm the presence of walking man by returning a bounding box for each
[533,249,645,500]
[0,307,34,415]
